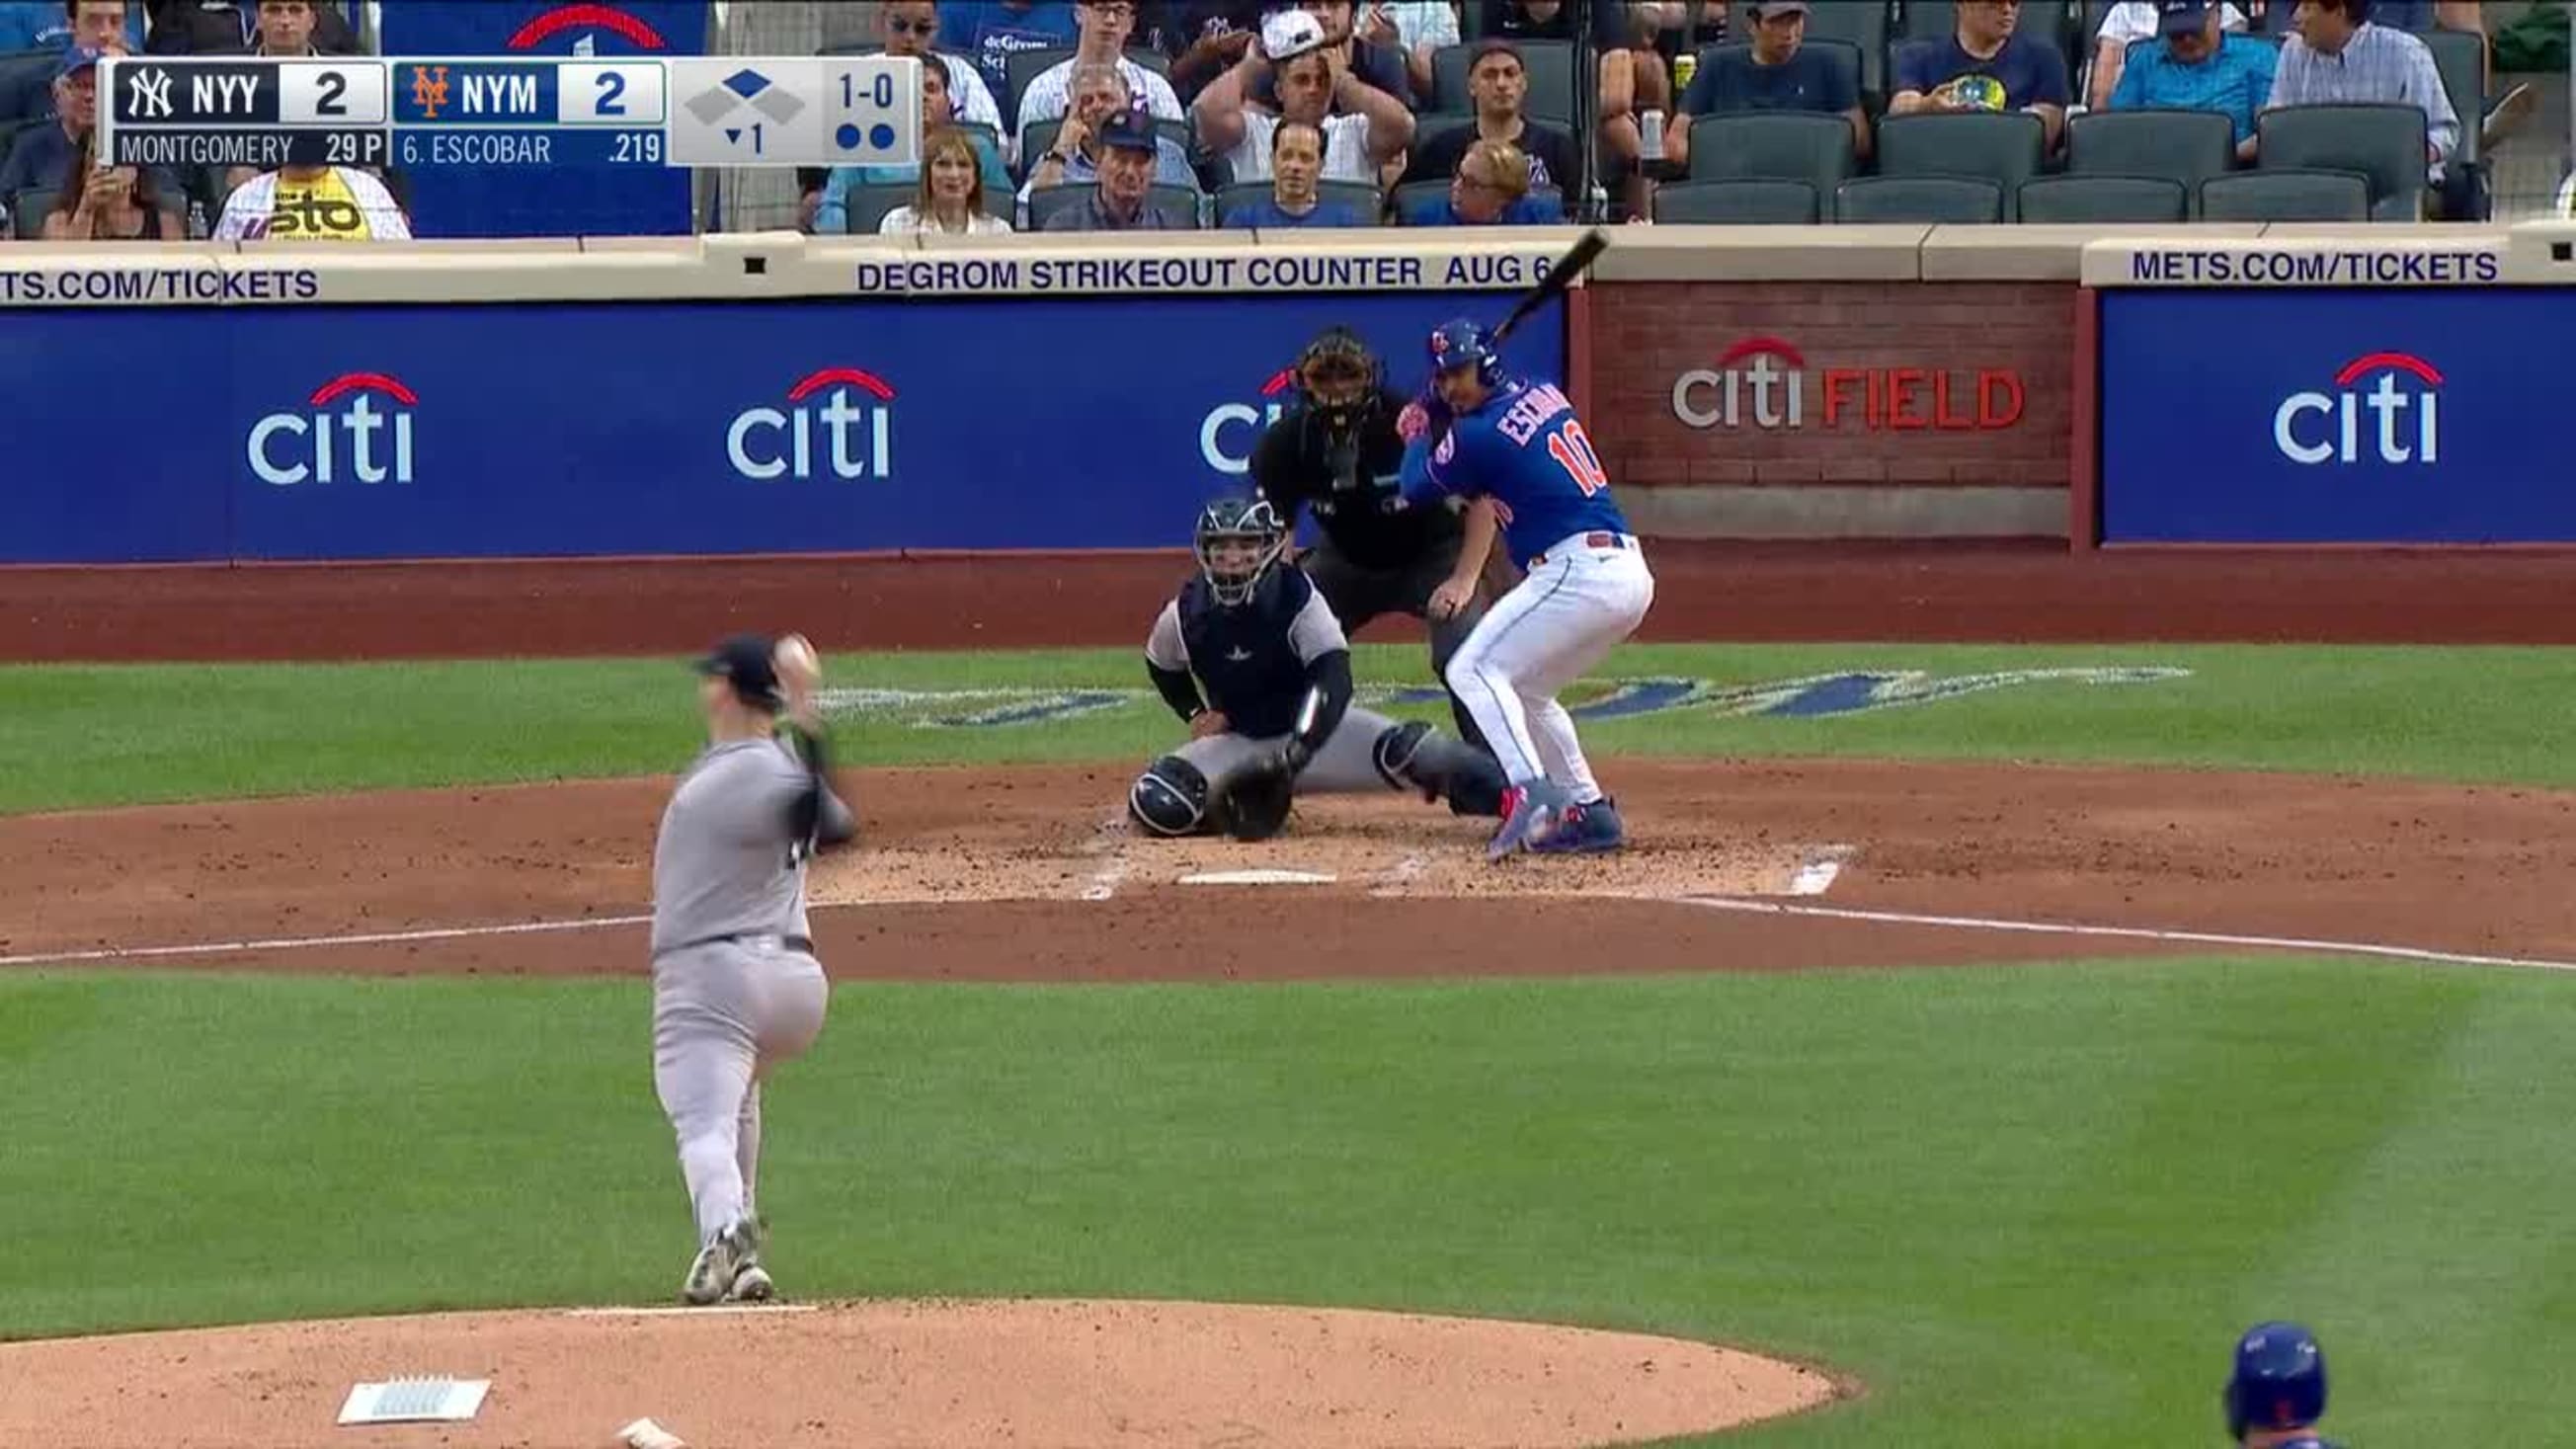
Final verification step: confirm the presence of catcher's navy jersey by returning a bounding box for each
[1399,379,1631,570]
[1146,564,1348,739]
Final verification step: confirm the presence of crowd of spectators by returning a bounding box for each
[794,0,2538,233]
[0,0,411,240]
[0,0,2550,240]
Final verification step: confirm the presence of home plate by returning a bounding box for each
[1177,868,1339,886]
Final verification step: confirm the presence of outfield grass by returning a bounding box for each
[3,960,2569,1445]
[5,642,2575,813]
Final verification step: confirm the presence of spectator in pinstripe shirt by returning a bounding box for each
[2265,0,2457,172]
[1016,0,1186,145]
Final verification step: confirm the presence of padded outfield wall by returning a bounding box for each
[4,219,2573,565]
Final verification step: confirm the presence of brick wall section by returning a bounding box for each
[1590,282,2075,490]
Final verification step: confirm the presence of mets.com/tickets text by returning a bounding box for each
[2130,248,2500,284]
[0,267,322,304]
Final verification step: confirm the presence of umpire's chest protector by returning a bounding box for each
[1179,570,1316,739]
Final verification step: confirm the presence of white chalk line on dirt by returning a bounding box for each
[1679,897,2576,974]
[0,913,656,969]
[1079,809,1132,902]
[7,894,2568,978]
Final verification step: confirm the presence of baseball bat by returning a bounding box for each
[1489,228,1609,347]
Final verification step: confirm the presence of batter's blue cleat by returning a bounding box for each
[1487,780,1574,859]
[1529,796,1624,854]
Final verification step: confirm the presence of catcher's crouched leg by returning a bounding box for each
[1130,755,1215,837]
[1373,720,1508,818]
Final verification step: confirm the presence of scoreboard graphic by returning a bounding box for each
[98,54,923,171]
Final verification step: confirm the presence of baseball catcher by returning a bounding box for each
[1129,496,1507,842]
[1251,326,1497,756]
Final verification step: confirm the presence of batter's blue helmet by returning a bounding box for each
[1427,317,1507,388]
[2225,1322,2326,1439]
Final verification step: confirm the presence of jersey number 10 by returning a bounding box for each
[1546,421,1610,497]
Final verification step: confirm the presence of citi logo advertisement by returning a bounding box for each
[1671,336,2025,432]
[508,3,669,52]
[1201,365,1298,475]
[2272,352,2442,466]
[728,367,896,481]
[247,372,418,486]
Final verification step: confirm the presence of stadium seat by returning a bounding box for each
[1684,110,1856,199]
[2255,103,2427,219]
[1652,178,1821,223]
[1023,182,1203,230]
[1393,178,1450,216]
[1834,174,2005,223]
[1004,47,1073,130]
[9,185,54,238]
[2196,168,2373,222]
[1875,111,2046,219]
[1802,0,1892,98]
[1431,40,1576,126]
[2417,27,2485,169]
[2064,109,2235,215]
[1214,180,1383,225]
[1411,110,1475,153]
[0,46,54,123]
[1684,40,1865,113]
[830,182,921,235]
[2014,173,2187,221]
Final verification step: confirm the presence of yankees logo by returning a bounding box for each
[127,67,173,119]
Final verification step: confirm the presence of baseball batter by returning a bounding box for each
[1398,318,1655,858]
[1250,327,1495,756]
[1127,496,1507,839]
[2224,1322,2342,1449]
[649,633,856,1306]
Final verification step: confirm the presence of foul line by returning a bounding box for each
[1679,897,2576,974]
[0,912,652,969]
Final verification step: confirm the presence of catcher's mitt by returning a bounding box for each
[1220,743,1305,843]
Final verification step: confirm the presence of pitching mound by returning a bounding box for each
[0,1298,1841,1448]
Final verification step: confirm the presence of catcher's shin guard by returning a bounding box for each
[1373,721,1508,818]
[1130,756,1212,837]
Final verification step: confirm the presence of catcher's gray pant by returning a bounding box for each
[1299,535,1491,754]
[652,936,828,1248]
[1175,704,1409,799]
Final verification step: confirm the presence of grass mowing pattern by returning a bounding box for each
[5,643,2576,813]
[5,959,2572,1445]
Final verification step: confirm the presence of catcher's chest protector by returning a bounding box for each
[1178,571,1314,740]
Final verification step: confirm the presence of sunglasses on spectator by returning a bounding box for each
[889,18,936,35]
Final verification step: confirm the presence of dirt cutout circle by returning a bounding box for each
[0,1298,1840,1448]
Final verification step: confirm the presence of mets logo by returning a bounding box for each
[408,64,450,119]
[508,2,671,52]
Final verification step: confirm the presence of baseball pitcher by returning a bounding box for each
[1251,326,1496,757]
[649,633,855,1306]
[1128,496,1506,842]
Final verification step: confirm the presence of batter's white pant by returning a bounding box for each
[1445,531,1654,802]
[652,936,829,1248]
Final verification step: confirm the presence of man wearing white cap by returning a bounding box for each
[1191,7,1414,184]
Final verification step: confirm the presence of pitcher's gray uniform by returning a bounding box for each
[1129,497,1505,836]
[651,635,855,1305]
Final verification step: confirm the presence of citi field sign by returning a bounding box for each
[246,371,419,486]
[1671,336,2025,432]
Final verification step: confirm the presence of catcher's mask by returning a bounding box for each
[1194,496,1288,606]
[1296,327,1383,443]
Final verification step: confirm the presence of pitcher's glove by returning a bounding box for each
[1221,739,1309,843]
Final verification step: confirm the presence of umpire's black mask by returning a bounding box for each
[1296,328,1382,444]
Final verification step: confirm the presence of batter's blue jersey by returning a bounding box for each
[1398,380,1631,571]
